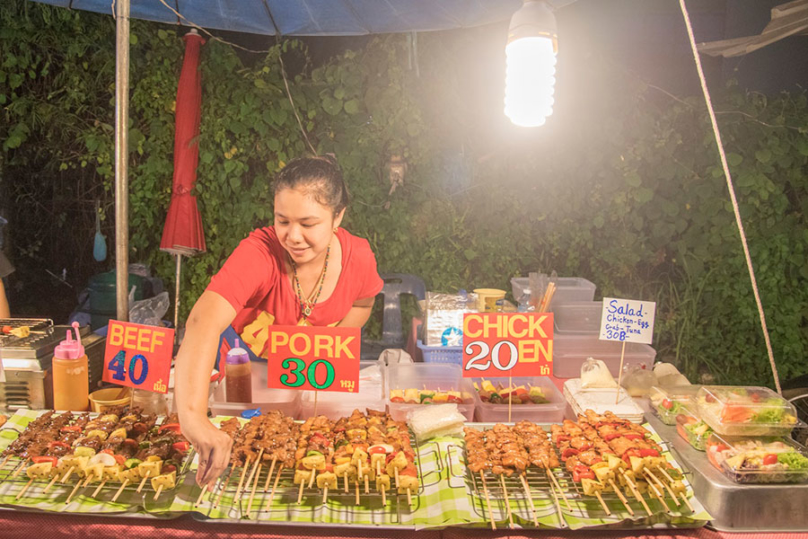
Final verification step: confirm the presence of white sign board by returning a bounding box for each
[599,298,656,345]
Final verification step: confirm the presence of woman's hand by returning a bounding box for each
[184,415,233,487]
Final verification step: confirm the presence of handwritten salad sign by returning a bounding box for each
[461,312,553,377]
[103,320,174,394]
[599,298,656,345]
[266,325,361,393]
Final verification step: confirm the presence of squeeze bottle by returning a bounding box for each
[225,339,252,403]
[52,322,90,411]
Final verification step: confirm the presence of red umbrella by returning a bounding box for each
[160,29,206,329]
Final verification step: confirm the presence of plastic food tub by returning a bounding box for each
[706,432,808,484]
[210,364,300,418]
[553,301,602,334]
[471,376,565,423]
[649,385,701,425]
[417,339,462,365]
[511,276,596,310]
[553,334,656,378]
[299,360,386,420]
[386,362,475,421]
[675,405,713,451]
[696,386,805,436]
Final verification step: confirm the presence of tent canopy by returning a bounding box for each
[31,0,524,35]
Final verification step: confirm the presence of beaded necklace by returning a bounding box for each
[290,245,330,319]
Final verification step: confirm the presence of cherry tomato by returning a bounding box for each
[1,326,12,335]
[763,454,778,466]
[661,399,673,410]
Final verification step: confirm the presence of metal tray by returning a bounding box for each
[641,399,808,532]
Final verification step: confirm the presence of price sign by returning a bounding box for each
[267,325,361,393]
[461,313,553,378]
[103,320,174,394]
[599,298,656,344]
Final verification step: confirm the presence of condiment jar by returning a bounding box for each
[52,322,89,411]
[225,339,252,403]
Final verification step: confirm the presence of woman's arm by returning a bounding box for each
[0,280,9,318]
[337,296,375,327]
[174,291,237,486]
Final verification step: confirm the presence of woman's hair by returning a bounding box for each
[273,156,349,216]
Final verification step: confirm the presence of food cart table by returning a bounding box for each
[0,510,806,539]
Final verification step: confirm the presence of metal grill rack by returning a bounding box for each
[0,319,55,355]
[197,433,435,522]
[450,426,690,526]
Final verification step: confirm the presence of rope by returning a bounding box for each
[677,0,781,393]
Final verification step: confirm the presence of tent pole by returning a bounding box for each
[115,0,131,322]
[174,254,182,333]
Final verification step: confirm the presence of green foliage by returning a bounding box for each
[1,1,807,388]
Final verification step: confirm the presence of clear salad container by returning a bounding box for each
[674,405,713,451]
[649,385,700,425]
[386,363,475,421]
[471,376,565,423]
[696,386,804,436]
[705,432,808,484]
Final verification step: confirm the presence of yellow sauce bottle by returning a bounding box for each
[52,322,89,411]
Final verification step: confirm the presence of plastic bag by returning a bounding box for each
[407,404,466,440]
[620,364,656,397]
[581,358,617,389]
[129,291,170,327]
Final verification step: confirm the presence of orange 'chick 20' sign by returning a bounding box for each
[461,313,553,377]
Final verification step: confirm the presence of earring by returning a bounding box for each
[333,227,339,233]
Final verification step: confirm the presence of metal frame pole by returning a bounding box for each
[174,254,182,331]
[115,0,131,321]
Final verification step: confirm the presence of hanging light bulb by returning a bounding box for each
[504,0,558,127]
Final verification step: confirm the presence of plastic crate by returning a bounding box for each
[417,339,462,364]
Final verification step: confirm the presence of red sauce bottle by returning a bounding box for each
[225,339,252,403]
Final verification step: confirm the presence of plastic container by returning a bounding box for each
[675,405,713,451]
[473,288,506,312]
[386,362,475,421]
[211,363,300,418]
[553,301,602,334]
[52,322,90,411]
[89,387,131,413]
[471,376,565,423]
[417,339,462,365]
[553,334,656,378]
[696,386,805,436]
[511,276,596,311]
[298,361,385,420]
[706,432,808,484]
[225,340,252,403]
[649,385,701,425]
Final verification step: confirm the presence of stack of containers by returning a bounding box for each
[697,386,808,483]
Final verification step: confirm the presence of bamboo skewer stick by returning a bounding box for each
[519,474,539,527]
[646,469,679,507]
[241,449,264,501]
[394,466,400,488]
[111,479,129,503]
[91,479,107,498]
[655,465,676,483]
[246,463,262,518]
[43,473,61,494]
[406,487,412,507]
[354,479,360,505]
[153,484,164,500]
[214,468,236,509]
[65,479,83,504]
[297,478,306,504]
[380,481,386,507]
[194,485,208,507]
[620,471,652,516]
[308,467,316,489]
[265,465,283,511]
[322,486,328,506]
[607,478,634,516]
[343,472,349,493]
[263,457,277,493]
[363,474,369,494]
[644,473,670,513]
[479,471,496,530]
[233,457,252,502]
[136,471,151,493]
[679,492,694,512]
[545,466,572,510]
[15,478,34,500]
[11,459,28,479]
[60,466,75,484]
[0,455,11,469]
[499,474,514,529]
[595,490,611,516]
[546,471,566,528]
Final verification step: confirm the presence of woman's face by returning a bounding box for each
[274,186,344,266]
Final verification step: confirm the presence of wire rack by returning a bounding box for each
[197,433,437,522]
[448,427,690,524]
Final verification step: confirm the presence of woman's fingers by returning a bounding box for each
[197,430,233,487]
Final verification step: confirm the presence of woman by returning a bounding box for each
[175,157,383,487]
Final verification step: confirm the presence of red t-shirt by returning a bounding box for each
[207,227,383,358]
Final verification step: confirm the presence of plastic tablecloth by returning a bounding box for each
[0,511,805,539]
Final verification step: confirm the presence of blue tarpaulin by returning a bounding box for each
[29,0,522,35]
